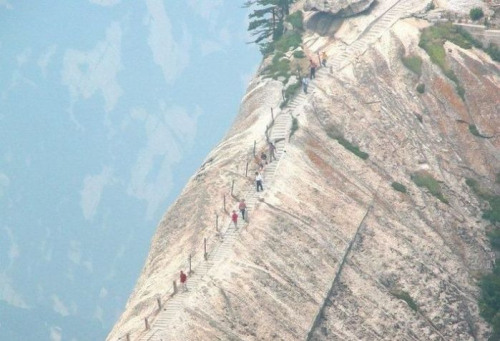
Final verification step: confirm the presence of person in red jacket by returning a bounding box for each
[231,210,238,228]
[180,270,188,292]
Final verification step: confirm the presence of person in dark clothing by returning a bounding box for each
[268,142,276,162]
[309,58,316,79]
[261,151,267,164]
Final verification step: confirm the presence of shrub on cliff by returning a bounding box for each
[245,0,300,55]
[411,172,448,204]
[469,176,500,339]
[466,178,500,223]
[390,290,418,312]
[486,44,500,62]
[419,23,476,101]
[391,182,407,193]
[262,52,291,81]
[469,7,484,21]
[325,126,369,160]
[286,10,303,30]
[401,55,422,76]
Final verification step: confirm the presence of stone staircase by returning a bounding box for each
[136,109,291,341]
[332,0,414,70]
[132,2,416,339]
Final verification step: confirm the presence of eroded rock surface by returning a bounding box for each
[108,1,500,340]
[304,0,375,17]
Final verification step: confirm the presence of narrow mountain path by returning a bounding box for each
[313,0,416,72]
[130,2,417,339]
[135,112,291,341]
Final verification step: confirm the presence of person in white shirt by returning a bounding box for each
[255,172,263,192]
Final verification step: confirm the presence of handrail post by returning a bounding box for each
[204,238,208,261]
[172,280,177,296]
[157,297,162,311]
[188,254,192,274]
[231,180,235,196]
[144,317,150,330]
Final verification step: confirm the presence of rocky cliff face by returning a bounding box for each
[108,0,500,340]
[304,0,375,17]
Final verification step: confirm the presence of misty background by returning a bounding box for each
[0,0,260,339]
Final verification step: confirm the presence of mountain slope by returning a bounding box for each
[108,1,500,340]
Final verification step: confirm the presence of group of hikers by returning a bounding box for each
[302,51,327,94]
[177,51,322,293]
[237,141,275,223]
[178,136,281,291]
[178,141,276,291]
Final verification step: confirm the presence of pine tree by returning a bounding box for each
[244,0,294,53]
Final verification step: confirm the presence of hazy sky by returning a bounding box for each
[0,0,260,339]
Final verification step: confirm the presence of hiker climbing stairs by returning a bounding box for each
[133,1,417,339]
[137,106,291,341]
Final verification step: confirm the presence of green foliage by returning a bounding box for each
[469,124,489,138]
[487,229,500,250]
[245,0,297,54]
[416,83,425,94]
[274,31,302,52]
[392,182,408,194]
[286,10,303,30]
[466,178,480,191]
[293,50,305,58]
[418,23,477,101]
[391,290,418,312]
[479,270,500,340]
[425,1,435,12]
[280,80,301,108]
[262,52,291,81]
[326,126,369,160]
[401,55,423,76]
[456,27,483,49]
[411,172,448,204]
[466,177,500,224]
[289,116,299,138]
[471,177,500,339]
[484,196,500,224]
[456,84,465,101]
[486,44,500,62]
[469,124,480,137]
[470,7,484,21]
[262,30,302,81]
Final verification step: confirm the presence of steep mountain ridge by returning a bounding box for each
[108,1,499,340]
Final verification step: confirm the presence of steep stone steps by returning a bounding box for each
[133,1,418,339]
[137,114,292,341]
